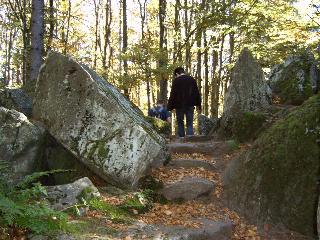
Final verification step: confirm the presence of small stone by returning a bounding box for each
[45,177,100,211]
[160,177,215,201]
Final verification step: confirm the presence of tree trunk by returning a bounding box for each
[173,0,181,64]
[47,0,54,51]
[93,0,100,69]
[215,35,225,116]
[29,0,44,93]
[63,0,71,55]
[159,0,168,103]
[122,0,129,98]
[102,0,112,74]
[224,32,234,97]
[203,31,209,115]
[210,49,218,118]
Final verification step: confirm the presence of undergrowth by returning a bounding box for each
[0,166,70,237]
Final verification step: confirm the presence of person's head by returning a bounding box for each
[156,100,164,107]
[174,67,185,77]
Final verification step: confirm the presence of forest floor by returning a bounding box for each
[67,136,312,240]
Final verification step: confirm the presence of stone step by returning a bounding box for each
[171,135,215,143]
[168,141,232,155]
[123,218,234,240]
[168,159,216,171]
[160,177,215,201]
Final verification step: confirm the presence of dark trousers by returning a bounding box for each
[176,107,194,137]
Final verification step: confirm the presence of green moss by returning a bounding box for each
[273,55,314,105]
[232,111,267,142]
[89,198,133,224]
[224,94,320,236]
[145,116,171,136]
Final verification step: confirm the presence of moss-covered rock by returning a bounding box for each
[223,94,320,236]
[145,116,171,137]
[269,52,318,105]
[232,112,267,142]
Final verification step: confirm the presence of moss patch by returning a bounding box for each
[145,116,171,137]
[232,112,267,142]
[224,94,320,236]
[273,54,314,105]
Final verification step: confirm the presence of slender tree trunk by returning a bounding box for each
[29,0,44,93]
[184,0,190,72]
[224,32,234,97]
[122,0,129,98]
[93,0,100,69]
[159,0,168,103]
[138,0,151,111]
[102,0,112,74]
[22,0,28,85]
[47,0,54,51]
[214,35,225,116]
[203,31,209,115]
[63,0,71,55]
[210,49,218,118]
[173,0,181,63]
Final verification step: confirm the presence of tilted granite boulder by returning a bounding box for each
[33,52,169,189]
[0,107,45,184]
[268,51,319,105]
[223,94,320,236]
[220,48,271,137]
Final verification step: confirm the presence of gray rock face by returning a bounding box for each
[198,114,218,135]
[268,51,319,104]
[45,177,100,211]
[318,196,320,239]
[160,177,215,201]
[0,87,32,117]
[220,48,271,134]
[0,107,44,184]
[123,218,234,240]
[33,52,169,189]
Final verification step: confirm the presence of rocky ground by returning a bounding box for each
[50,136,313,240]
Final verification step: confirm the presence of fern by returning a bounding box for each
[0,170,71,235]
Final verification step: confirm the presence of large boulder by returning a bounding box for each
[33,52,169,189]
[220,48,271,137]
[223,94,320,236]
[268,51,319,105]
[0,107,45,184]
[198,114,218,135]
[0,87,32,117]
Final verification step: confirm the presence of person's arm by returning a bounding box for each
[167,78,177,111]
[193,79,201,111]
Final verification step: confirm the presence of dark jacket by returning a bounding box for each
[167,74,201,111]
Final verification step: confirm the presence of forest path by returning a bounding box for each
[70,136,309,240]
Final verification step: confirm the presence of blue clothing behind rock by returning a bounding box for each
[148,106,171,121]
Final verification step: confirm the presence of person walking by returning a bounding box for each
[167,67,201,137]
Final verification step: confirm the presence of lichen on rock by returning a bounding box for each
[33,52,169,189]
[223,94,320,236]
[268,50,319,105]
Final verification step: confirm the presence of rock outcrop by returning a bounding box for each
[45,177,100,211]
[0,107,45,184]
[220,48,271,137]
[33,52,169,189]
[268,51,319,105]
[198,114,218,135]
[223,94,320,236]
[0,87,32,117]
